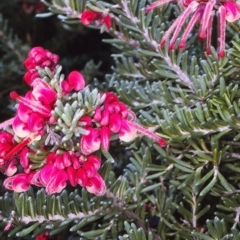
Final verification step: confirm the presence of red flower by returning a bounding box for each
[101,15,112,29]
[35,232,50,240]
[0,132,16,160]
[61,71,85,94]
[3,172,34,192]
[23,47,59,86]
[80,10,112,29]
[0,46,167,198]
[80,10,101,25]
[80,127,101,155]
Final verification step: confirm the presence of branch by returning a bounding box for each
[119,0,194,93]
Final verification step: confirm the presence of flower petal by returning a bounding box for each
[39,163,58,186]
[67,166,77,187]
[224,0,240,22]
[67,71,85,91]
[80,128,101,155]
[76,168,88,187]
[99,126,111,151]
[118,120,137,142]
[82,161,96,178]
[46,170,68,194]
[86,174,106,196]
[87,155,101,171]
[12,117,31,138]
[109,113,122,133]
[4,173,30,192]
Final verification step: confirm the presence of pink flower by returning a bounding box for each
[0,132,16,159]
[62,151,72,168]
[34,163,68,194]
[23,71,39,86]
[147,0,240,57]
[29,152,105,195]
[4,158,17,176]
[82,160,97,178]
[80,127,101,155]
[118,120,137,142]
[224,0,240,22]
[79,116,93,127]
[11,91,51,118]
[20,147,30,170]
[61,80,71,94]
[3,172,34,192]
[61,71,85,94]
[67,167,77,187]
[10,81,55,138]
[80,10,101,25]
[12,116,31,138]
[38,163,59,186]
[76,168,88,187]
[109,113,122,133]
[101,15,112,29]
[67,71,85,91]
[23,47,59,86]
[46,169,68,194]
[25,47,59,69]
[86,173,106,196]
[35,232,50,240]
[80,10,112,29]
[99,126,111,151]
[81,91,167,153]
[31,78,56,105]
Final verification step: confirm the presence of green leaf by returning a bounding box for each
[200,176,217,196]
[16,222,40,237]
[191,231,214,240]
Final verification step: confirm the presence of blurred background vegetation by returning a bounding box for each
[0,0,113,122]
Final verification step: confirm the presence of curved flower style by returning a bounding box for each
[1,47,166,196]
[10,84,55,138]
[147,0,240,57]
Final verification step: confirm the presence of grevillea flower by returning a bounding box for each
[23,46,59,85]
[80,10,112,29]
[0,132,16,161]
[100,15,112,29]
[147,0,240,57]
[80,10,101,25]
[61,71,85,94]
[3,172,34,192]
[29,152,106,195]
[10,80,56,138]
[1,46,166,197]
[80,92,166,155]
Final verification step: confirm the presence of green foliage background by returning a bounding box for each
[1,0,240,239]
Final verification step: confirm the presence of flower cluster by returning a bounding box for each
[0,47,166,196]
[147,0,240,57]
[4,151,105,195]
[80,10,112,29]
[24,47,59,85]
